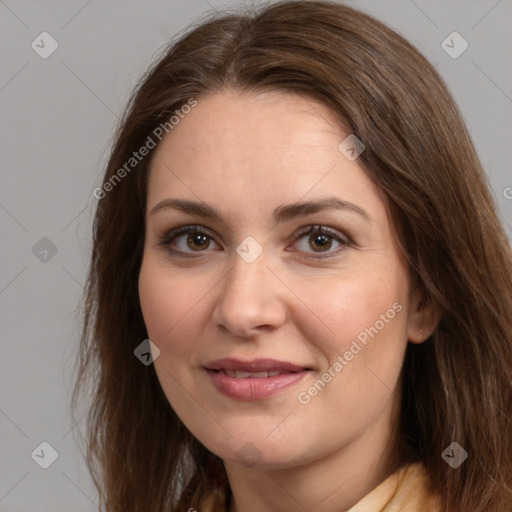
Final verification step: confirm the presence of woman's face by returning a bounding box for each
[138,89,429,470]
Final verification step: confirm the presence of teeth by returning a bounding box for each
[251,371,269,378]
[222,370,283,378]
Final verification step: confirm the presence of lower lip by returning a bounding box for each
[206,369,308,400]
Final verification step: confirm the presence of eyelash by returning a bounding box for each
[157,224,353,260]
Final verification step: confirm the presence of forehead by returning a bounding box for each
[146,89,385,223]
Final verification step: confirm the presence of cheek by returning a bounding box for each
[292,274,408,431]
[293,268,408,357]
[138,262,206,416]
[138,260,206,356]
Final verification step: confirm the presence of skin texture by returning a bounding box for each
[138,90,438,512]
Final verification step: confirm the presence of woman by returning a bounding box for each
[72,1,512,511]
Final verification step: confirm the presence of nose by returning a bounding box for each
[211,251,287,339]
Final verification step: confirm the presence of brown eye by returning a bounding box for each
[308,233,333,252]
[291,225,351,259]
[158,225,219,256]
[187,232,210,251]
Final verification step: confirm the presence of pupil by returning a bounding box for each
[188,233,209,250]
[311,234,331,251]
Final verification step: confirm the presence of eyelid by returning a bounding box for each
[291,224,353,245]
[156,224,219,257]
[285,224,353,260]
[157,223,353,258]
[158,224,214,243]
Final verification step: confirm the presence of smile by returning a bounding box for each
[220,369,283,378]
[204,358,311,400]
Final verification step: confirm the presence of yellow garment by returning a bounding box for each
[347,462,442,511]
[201,461,442,511]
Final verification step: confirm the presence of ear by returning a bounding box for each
[406,287,442,344]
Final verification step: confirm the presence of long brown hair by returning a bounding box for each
[72,1,512,510]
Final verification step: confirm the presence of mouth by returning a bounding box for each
[204,358,311,400]
[215,369,290,378]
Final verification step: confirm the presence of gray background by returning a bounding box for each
[1,0,511,510]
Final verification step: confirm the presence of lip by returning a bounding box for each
[204,358,310,400]
[205,358,308,373]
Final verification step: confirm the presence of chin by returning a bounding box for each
[199,430,316,470]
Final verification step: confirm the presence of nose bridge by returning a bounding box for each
[212,248,285,336]
[223,248,273,309]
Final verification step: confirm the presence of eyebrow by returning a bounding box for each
[149,197,371,223]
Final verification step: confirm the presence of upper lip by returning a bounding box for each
[205,358,309,373]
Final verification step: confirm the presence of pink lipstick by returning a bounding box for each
[204,358,310,400]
